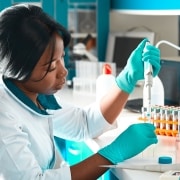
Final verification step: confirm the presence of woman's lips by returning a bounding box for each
[56,79,66,89]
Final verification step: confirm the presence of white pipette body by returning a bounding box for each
[143,41,153,122]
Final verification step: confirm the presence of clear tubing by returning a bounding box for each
[155,40,180,50]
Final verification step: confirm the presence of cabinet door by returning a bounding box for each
[97,0,109,61]
[0,0,12,10]
[56,0,109,62]
[0,1,54,18]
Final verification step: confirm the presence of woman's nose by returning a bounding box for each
[57,64,68,79]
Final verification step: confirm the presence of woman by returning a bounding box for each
[0,4,160,180]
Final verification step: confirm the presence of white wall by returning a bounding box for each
[110,12,179,58]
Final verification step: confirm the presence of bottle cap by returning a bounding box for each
[158,156,172,164]
[102,64,112,74]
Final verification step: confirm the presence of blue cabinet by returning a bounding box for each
[0,0,12,11]
[57,0,110,62]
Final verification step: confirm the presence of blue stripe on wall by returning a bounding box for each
[42,0,54,18]
[111,0,180,10]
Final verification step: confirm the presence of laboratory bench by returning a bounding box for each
[55,85,178,180]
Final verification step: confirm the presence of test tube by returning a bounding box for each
[150,106,155,125]
[165,108,172,130]
[153,106,160,128]
[160,107,166,130]
[141,106,147,120]
[178,109,180,133]
[172,109,178,131]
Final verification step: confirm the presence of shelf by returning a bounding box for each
[71,33,96,38]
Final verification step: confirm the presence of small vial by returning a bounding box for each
[141,107,147,121]
[165,109,172,130]
[153,107,160,128]
[160,108,166,130]
[172,109,178,131]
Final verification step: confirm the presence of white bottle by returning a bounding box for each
[143,76,164,106]
[96,64,115,102]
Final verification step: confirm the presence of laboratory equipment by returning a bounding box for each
[143,41,153,122]
[143,76,164,107]
[139,105,180,137]
[96,63,115,102]
[73,61,116,95]
[100,158,180,173]
[101,164,180,173]
[142,40,180,123]
[158,156,172,164]
[125,58,180,113]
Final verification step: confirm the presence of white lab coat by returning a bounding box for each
[0,77,114,180]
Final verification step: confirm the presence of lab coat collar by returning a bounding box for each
[3,77,61,115]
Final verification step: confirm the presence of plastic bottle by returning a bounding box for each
[143,76,165,107]
[96,63,115,102]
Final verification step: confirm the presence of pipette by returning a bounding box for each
[143,42,153,123]
[143,40,180,123]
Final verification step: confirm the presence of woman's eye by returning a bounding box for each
[48,67,56,72]
[48,62,56,72]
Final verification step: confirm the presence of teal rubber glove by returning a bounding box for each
[98,123,158,164]
[116,39,161,94]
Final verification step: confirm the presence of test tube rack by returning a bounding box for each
[139,105,180,137]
